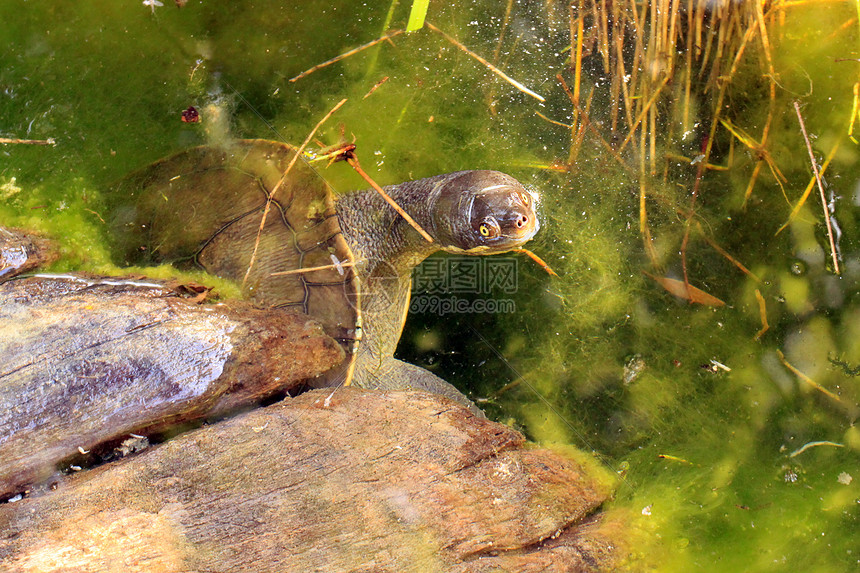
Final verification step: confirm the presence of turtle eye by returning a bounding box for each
[519,192,530,206]
[477,218,500,240]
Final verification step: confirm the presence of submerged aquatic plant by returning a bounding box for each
[2,0,859,569]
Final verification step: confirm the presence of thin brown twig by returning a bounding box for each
[793,101,840,275]
[535,111,572,129]
[425,21,545,102]
[289,30,404,82]
[242,98,348,288]
[362,76,389,99]
[271,260,357,277]
[697,228,762,283]
[345,153,434,243]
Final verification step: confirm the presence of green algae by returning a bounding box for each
[2,1,860,570]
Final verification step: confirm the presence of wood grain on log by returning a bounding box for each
[0,227,57,280]
[0,275,344,498]
[0,389,621,572]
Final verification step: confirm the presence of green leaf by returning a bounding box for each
[405,0,430,32]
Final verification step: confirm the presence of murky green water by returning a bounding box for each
[3,1,859,570]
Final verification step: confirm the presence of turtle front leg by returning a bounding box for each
[352,358,485,418]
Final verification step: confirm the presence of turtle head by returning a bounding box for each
[430,170,539,255]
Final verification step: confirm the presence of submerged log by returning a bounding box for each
[0,388,622,572]
[0,274,344,498]
[0,227,57,280]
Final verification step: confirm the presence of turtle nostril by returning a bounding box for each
[516,214,527,228]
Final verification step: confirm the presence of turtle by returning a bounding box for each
[107,139,540,411]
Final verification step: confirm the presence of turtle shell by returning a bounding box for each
[108,139,360,385]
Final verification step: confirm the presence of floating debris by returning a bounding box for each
[0,137,55,146]
[788,440,844,458]
[181,106,199,123]
[142,0,163,13]
[623,354,646,385]
[643,272,725,307]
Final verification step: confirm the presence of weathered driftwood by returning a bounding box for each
[0,227,57,280]
[0,274,343,498]
[0,388,621,572]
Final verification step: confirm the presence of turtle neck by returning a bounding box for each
[334,173,466,279]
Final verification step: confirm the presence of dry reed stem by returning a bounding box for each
[618,75,671,154]
[242,98,348,288]
[598,0,611,73]
[693,0,704,57]
[609,22,622,137]
[702,13,759,168]
[777,349,842,403]
[569,88,594,165]
[849,82,859,143]
[720,119,787,185]
[572,101,637,174]
[668,0,681,72]
[425,21,545,102]
[679,139,708,292]
[628,0,645,98]
[639,121,659,266]
[793,101,840,275]
[0,137,55,145]
[569,4,584,166]
[615,31,634,136]
[776,138,841,235]
[664,153,729,171]
[682,0,695,131]
[743,1,779,207]
[742,161,765,206]
[649,104,657,175]
[492,0,515,64]
[754,289,769,340]
[289,30,404,82]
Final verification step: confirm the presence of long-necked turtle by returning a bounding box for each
[108,139,539,409]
